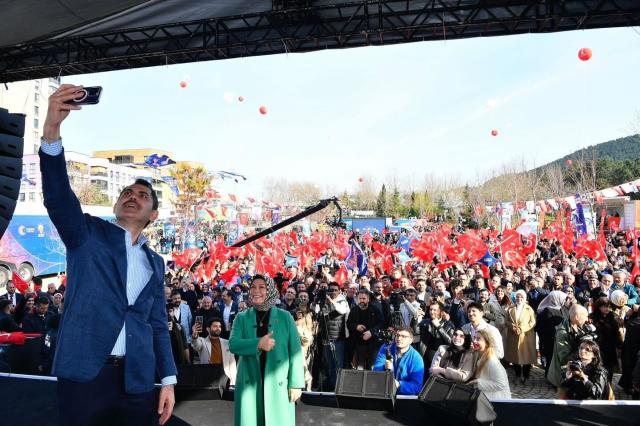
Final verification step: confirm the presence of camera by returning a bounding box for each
[568,360,583,372]
[379,329,395,344]
[316,288,328,303]
[576,323,597,342]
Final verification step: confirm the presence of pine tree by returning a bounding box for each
[408,191,419,217]
[390,186,402,218]
[375,184,387,217]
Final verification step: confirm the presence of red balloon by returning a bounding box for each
[358,177,364,183]
[578,48,592,61]
[565,159,573,167]
[238,96,244,102]
[179,80,188,88]
[259,105,268,115]
[491,129,498,137]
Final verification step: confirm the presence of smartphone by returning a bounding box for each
[195,316,203,328]
[65,86,102,105]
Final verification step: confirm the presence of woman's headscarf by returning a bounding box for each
[514,289,527,306]
[610,289,627,308]
[536,290,567,314]
[446,328,469,368]
[251,274,279,311]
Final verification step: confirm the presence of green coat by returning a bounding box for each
[548,319,580,387]
[229,307,304,426]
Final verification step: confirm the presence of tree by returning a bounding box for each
[74,183,110,206]
[390,186,402,218]
[171,163,210,221]
[408,191,419,217]
[375,184,387,217]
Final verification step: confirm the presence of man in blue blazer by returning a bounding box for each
[40,84,177,426]
[169,290,193,344]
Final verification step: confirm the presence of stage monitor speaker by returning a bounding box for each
[418,376,496,426]
[335,368,396,411]
[0,108,24,241]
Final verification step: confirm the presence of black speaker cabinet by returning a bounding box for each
[335,368,396,411]
[418,376,496,426]
[0,108,24,240]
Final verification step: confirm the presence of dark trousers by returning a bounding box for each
[57,363,158,426]
[513,364,532,378]
[322,339,345,391]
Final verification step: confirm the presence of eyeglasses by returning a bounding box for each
[453,333,465,338]
[396,334,412,339]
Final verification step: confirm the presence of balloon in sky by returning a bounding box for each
[223,92,235,103]
[485,99,498,109]
[358,177,364,183]
[565,159,573,167]
[578,47,592,61]
[491,129,498,137]
[259,105,268,115]
[238,96,244,102]
[179,80,188,88]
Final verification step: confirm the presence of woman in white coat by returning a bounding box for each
[469,329,511,400]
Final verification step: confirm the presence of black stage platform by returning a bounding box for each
[2,374,640,426]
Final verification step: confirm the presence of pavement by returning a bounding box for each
[506,363,631,400]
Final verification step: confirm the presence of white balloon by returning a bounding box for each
[485,99,498,109]
[223,92,235,103]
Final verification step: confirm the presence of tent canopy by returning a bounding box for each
[1,0,639,82]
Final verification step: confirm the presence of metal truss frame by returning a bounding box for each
[1,0,639,82]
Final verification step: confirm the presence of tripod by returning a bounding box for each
[318,303,340,392]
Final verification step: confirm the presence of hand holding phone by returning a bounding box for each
[63,86,102,105]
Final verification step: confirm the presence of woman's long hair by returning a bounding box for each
[579,339,602,370]
[474,329,497,375]
[495,285,512,307]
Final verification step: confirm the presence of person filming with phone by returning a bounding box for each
[40,84,176,426]
[191,318,237,387]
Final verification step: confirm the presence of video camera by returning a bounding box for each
[379,328,395,345]
[575,323,597,342]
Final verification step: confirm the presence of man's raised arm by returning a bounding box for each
[39,84,89,249]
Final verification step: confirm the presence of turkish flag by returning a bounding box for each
[239,212,249,226]
[333,264,349,286]
[0,332,25,345]
[502,249,526,269]
[12,271,29,294]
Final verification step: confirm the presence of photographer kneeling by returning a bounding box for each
[559,340,609,400]
[373,326,424,395]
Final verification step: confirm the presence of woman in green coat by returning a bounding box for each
[230,275,305,426]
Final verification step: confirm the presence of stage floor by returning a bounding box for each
[2,375,640,426]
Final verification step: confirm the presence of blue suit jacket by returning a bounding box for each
[40,149,177,394]
[174,302,193,344]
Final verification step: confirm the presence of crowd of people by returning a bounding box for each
[3,222,640,402]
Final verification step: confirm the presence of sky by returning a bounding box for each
[60,27,640,200]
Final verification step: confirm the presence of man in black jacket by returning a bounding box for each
[317,282,349,390]
[22,296,53,334]
[347,290,383,369]
[370,280,391,328]
[418,301,454,369]
[0,299,21,332]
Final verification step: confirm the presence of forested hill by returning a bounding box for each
[546,134,640,167]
